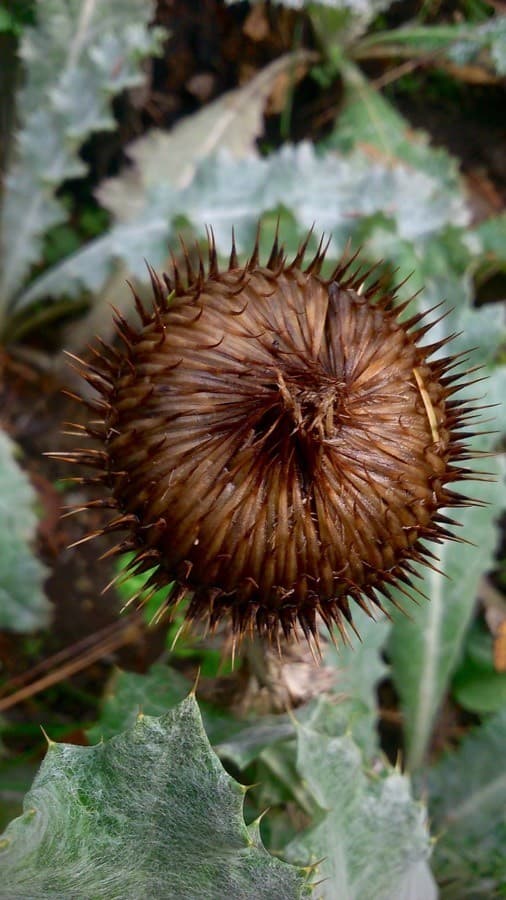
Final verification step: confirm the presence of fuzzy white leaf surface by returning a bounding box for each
[0,696,309,899]
[18,142,469,310]
[285,706,435,900]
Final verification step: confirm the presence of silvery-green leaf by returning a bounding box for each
[97,52,316,221]
[285,704,435,900]
[0,0,163,314]
[19,141,471,310]
[15,187,176,310]
[362,223,504,365]
[444,18,506,74]
[328,62,462,186]
[86,661,301,773]
[324,607,390,757]
[0,428,50,632]
[86,661,253,756]
[0,696,309,899]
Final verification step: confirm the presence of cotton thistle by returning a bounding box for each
[56,229,480,651]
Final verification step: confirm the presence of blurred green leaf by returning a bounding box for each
[0,10,17,34]
[86,663,243,751]
[475,213,506,266]
[357,17,506,76]
[328,62,463,184]
[0,762,38,831]
[96,53,316,223]
[421,707,506,898]
[323,607,390,757]
[452,622,506,714]
[473,213,506,288]
[86,664,191,744]
[18,141,469,310]
[0,428,49,631]
[217,718,298,771]
[285,702,436,900]
[0,3,35,36]
[0,0,164,320]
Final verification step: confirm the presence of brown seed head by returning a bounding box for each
[60,230,479,650]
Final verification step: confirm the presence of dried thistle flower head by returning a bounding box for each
[59,229,479,650]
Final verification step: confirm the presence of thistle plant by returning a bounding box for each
[54,228,481,653]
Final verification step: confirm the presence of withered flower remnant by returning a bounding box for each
[58,230,479,650]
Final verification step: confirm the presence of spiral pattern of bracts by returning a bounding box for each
[55,229,480,650]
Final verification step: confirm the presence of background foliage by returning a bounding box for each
[0,0,505,896]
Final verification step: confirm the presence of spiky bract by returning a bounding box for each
[60,230,480,650]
